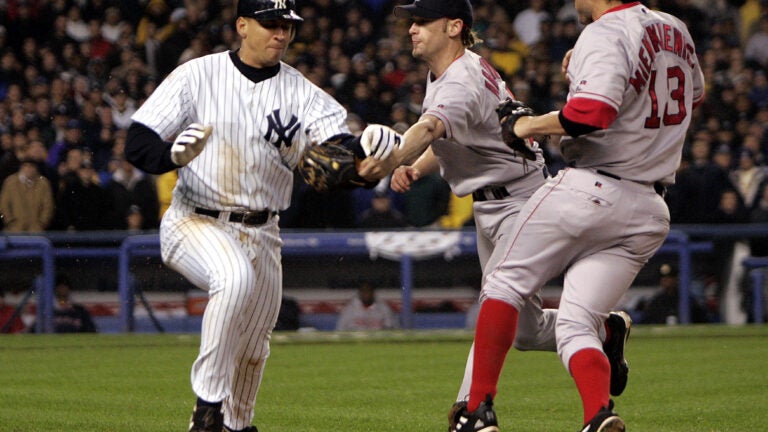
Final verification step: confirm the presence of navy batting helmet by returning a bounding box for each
[237,0,303,22]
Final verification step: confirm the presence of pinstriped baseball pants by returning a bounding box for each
[161,201,282,430]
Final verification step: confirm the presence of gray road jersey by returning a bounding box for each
[560,4,705,184]
[425,50,545,197]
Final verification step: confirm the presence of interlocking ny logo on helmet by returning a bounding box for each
[237,0,303,22]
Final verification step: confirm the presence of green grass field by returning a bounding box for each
[1,325,767,431]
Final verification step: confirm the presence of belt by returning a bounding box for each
[472,168,549,202]
[194,207,276,226]
[472,185,510,202]
[594,169,667,198]
[596,169,621,180]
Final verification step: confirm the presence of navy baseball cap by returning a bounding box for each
[237,0,303,22]
[394,0,473,28]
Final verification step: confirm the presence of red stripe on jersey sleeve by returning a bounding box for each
[562,97,618,129]
[692,91,705,110]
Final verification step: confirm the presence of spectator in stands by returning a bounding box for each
[667,136,734,223]
[0,288,26,334]
[349,80,390,125]
[358,188,408,229]
[546,17,580,64]
[388,102,414,134]
[404,82,426,120]
[155,6,198,77]
[135,0,175,50]
[125,204,144,232]
[741,132,767,167]
[51,274,97,333]
[26,139,57,185]
[65,4,90,43]
[402,172,451,228]
[706,188,751,308]
[104,156,159,230]
[744,15,768,69]
[0,158,55,232]
[52,159,112,231]
[438,193,474,229]
[106,87,137,130]
[177,33,210,66]
[512,0,550,47]
[47,119,86,171]
[712,143,734,173]
[708,188,750,224]
[0,130,25,185]
[748,182,768,256]
[484,30,527,80]
[101,7,128,44]
[729,148,766,209]
[78,100,102,149]
[748,69,768,109]
[54,147,87,197]
[635,263,709,325]
[336,282,399,331]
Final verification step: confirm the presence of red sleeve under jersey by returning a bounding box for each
[562,97,618,130]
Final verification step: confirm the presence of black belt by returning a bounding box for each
[472,186,510,202]
[473,167,549,202]
[596,169,621,180]
[594,169,666,198]
[194,207,276,226]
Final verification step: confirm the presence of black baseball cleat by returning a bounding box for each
[448,401,468,432]
[224,426,258,432]
[604,311,632,396]
[188,404,223,432]
[579,400,625,432]
[451,394,499,432]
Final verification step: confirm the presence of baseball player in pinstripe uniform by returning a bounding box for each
[360,2,634,431]
[451,1,706,431]
[124,1,400,431]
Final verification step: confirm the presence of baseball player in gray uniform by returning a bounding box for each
[360,2,633,430]
[452,1,706,432]
[124,1,400,431]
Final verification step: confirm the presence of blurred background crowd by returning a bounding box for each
[1,0,768,234]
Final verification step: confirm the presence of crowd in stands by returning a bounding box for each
[2,0,768,233]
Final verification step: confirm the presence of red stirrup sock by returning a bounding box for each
[569,348,611,423]
[467,299,519,411]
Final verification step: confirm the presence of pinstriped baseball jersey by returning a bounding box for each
[131,51,349,211]
[424,50,545,197]
[560,3,705,184]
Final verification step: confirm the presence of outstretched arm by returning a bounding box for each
[512,111,566,139]
[358,115,446,180]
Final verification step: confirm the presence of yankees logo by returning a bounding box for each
[273,0,287,9]
[264,109,301,149]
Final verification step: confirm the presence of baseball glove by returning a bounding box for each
[496,98,537,161]
[298,140,373,192]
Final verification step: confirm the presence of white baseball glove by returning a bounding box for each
[360,124,403,160]
[171,123,213,166]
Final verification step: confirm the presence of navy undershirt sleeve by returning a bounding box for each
[125,122,179,174]
[558,110,601,138]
